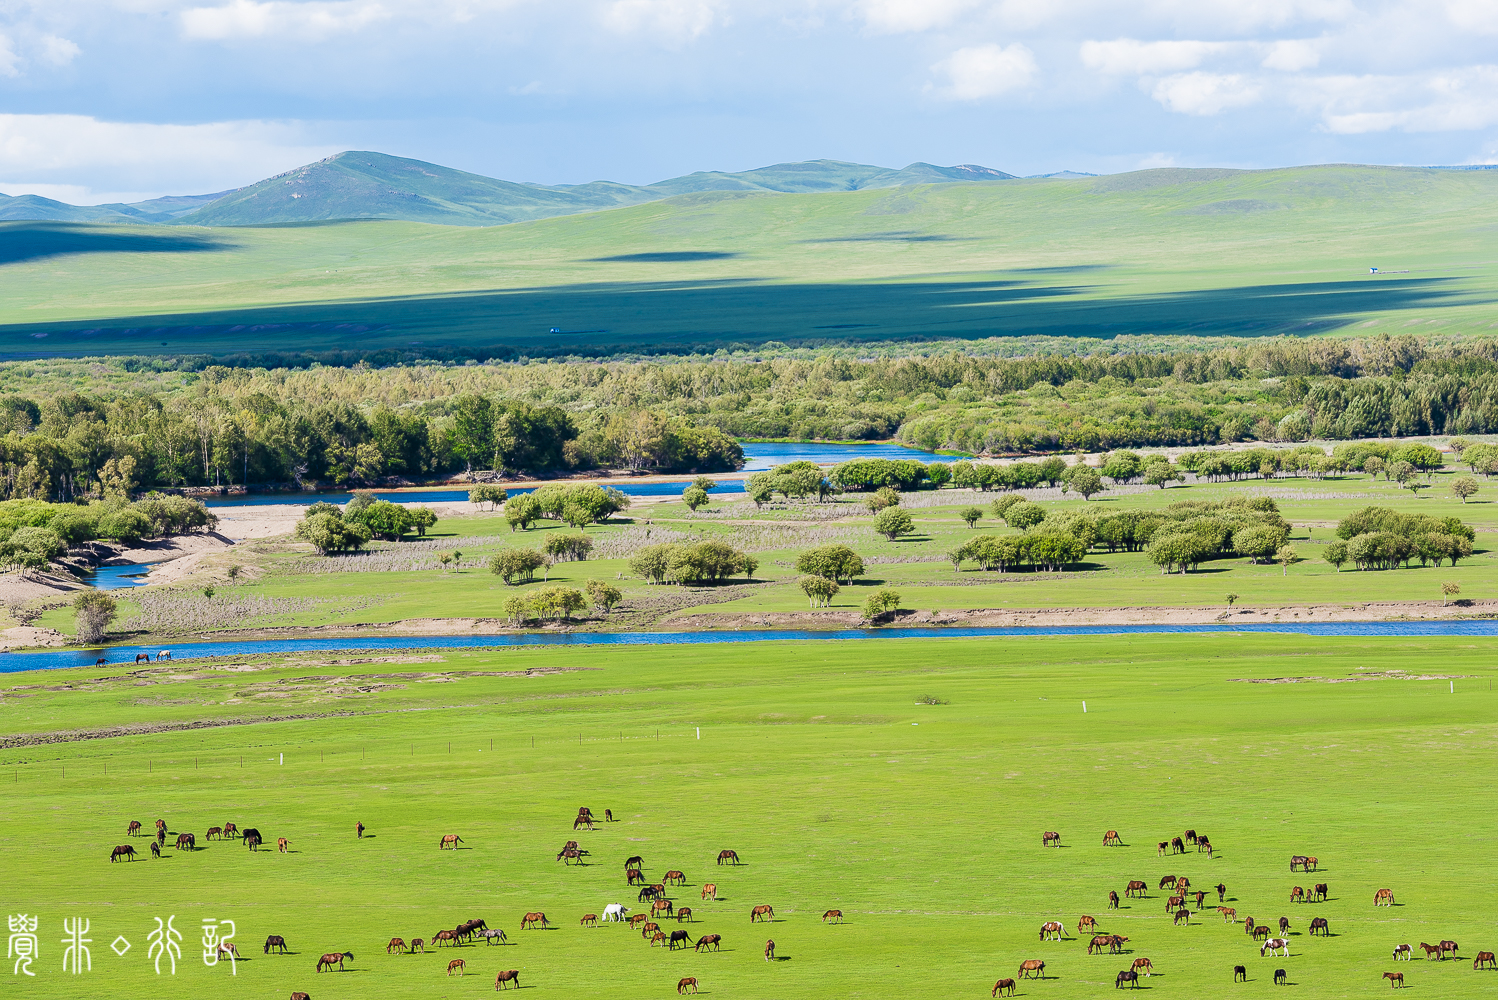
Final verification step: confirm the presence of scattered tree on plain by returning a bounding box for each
[960,506,983,528]
[1323,541,1348,572]
[1452,477,1479,503]
[795,545,865,584]
[861,588,901,621]
[682,486,710,512]
[872,507,915,541]
[469,485,508,511]
[490,549,547,585]
[585,579,622,614]
[1441,580,1461,606]
[799,575,839,608]
[73,591,117,644]
[1063,466,1105,500]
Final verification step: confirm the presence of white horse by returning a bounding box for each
[157,650,172,661]
[603,904,629,922]
[1261,938,1290,958]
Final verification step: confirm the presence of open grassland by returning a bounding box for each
[3,165,1498,356]
[32,468,1498,639]
[1,633,1496,999]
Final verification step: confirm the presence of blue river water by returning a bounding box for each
[5,621,1494,674]
[202,441,955,507]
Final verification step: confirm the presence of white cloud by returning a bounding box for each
[602,0,718,43]
[1446,0,1498,34]
[1080,38,1230,76]
[0,35,18,78]
[1260,38,1319,71]
[39,35,82,67]
[856,0,976,34]
[931,43,1037,100]
[0,114,338,201]
[1151,71,1262,115]
[181,0,390,41]
[1313,66,1498,133]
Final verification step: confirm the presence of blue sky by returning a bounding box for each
[1,0,1496,203]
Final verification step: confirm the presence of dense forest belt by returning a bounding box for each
[2,334,1498,500]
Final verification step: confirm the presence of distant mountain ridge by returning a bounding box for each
[0,153,1021,228]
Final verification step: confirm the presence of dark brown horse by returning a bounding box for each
[1088,935,1113,954]
[315,952,352,972]
[1042,831,1061,847]
[1117,970,1139,988]
[1184,829,1198,844]
[495,970,520,990]
[356,821,364,839]
[695,934,722,952]
[1473,951,1496,970]
[1440,940,1460,959]
[665,870,686,885]
[176,833,195,851]
[264,935,288,954]
[1171,837,1185,855]
[1279,917,1290,935]
[1290,886,1305,903]
[1309,917,1329,937]
[110,844,136,862]
[128,820,142,836]
[1108,891,1120,909]
[1194,891,1206,910]
[625,855,644,870]
[668,930,692,950]
[1234,966,1247,982]
[676,907,693,922]
[992,978,1016,997]
[1197,837,1213,855]
[1174,909,1190,926]
[1274,969,1287,985]
[1217,883,1227,903]
[431,930,458,947]
[1159,876,1177,890]
[149,841,160,858]
[717,849,740,865]
[206,827,223,840]
[223,822,238,838]
[764,939,775,961]
[557,848,584,864]
[1418,943,1441,959]
[627,869,647,885]
[1313,883,1328,902]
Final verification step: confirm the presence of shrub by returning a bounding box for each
[960,506,983,528]
[504,494,542,531]
[799,574,840,608]
[1004,501,1047,531]
[470,485,508,511]
[73,590,117,644]
[585,578,623,613]
[97,508,152,544]
[795,544,865,584]
[872,507,915,540]
[862,588,901,620]
[682,486,710,512]
[543,533,594,562]
[489,549,547,585]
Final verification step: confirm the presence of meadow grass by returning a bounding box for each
[2,633,1496,998]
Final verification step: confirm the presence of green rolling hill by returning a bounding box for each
[0,163,1494,359]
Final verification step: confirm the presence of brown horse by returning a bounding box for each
[1290,886,1305,903]
[128,820,142,836]
[1108,891,1120,909]
[642,922,661,938]
[1418,943,1442,959]
[1309,917,1329,937]
[676,978,698,995]
[1018,959,1045,979]
[718,849,740,865]
[1290,855,1310,872]
[695,934,722,952]
[1165,895,1184,912]
[1441,940,1460,959]
[625,855,644,870]
[750,904,774,923]
[206,827,223,840]
[432,930,458,947]
[674,906,692,922]
[1473,951,1496,969]
[1132,958,1153,976]
[1279,917,1290,935]
[447,959,465,976]
[1374,888,1394,906]
[1234,966,1247,982]
[292,994,310,1000]
[495,970,520,990]
[1117,970,1139,988]
[1088,935,1114,954]
[1109,936,1128,953]
[1245,917,1257,935]
[665,870,686,885]
[1078,915,1098,933]
[668,930,692,950]
[243,829,262,850]
[356,821,364,839]
[439,834,463,849]
[264,935,289,954]
[1254,925,1270,940]
[278,838,289,853]
[410,939,424,953]
[1171,837,1185,855]
[176,833,195,851]
[1157,841,1169,857]
[1174,909,1190,926]
[1176,877,1190,892]
[628,914,648,928]
[557,848,584,864]
[1194,891,1206,910]
[580,914,598,927]
[605,809,614,822]
[701,883,720,901]
[222,822,237,838]
[1042,831,1061,847]
[316,952,352,972]
[387,938,406,954]
[573,815,595,830]
[1103,830,1123,846]
[520,912,550,929]
[156,818,167,832]
[1125,880,1147,897]
[1040,921,1065,940]
[110,844,136,862]
[648,932,667,947]
[653,899,675,918]
[1313,883,1328,902]
[765,939,775,961]
[1384,972,1404,988]
[1217,883,1227,903]
[627,869,647,885]
[1159,876,1177,891]
[1184,829,1198,844]
[1197,837,1212,856]
[992,978,1017,997]
[823,910,844,924]
[150,841,160,858]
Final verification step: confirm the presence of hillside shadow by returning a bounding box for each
[0,222,237,265]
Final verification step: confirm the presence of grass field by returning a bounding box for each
[3,164,1498,356]
[2,632,1496,999]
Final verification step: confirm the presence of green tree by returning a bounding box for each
[1442,580,1461,606]
[1388,460,1416,486]
[629,544,677,584]
[748,481,774,508]
[530,585,586,620]
[469,485,508,511]
[1452,476,1479,503]
[489,549,546,585]
[872,507,915,541]
[682,485,710,512]
[864,486,901,513]
[543,533,594,562]
[449,394,494,473]
[1063,466,1105,500]
[1323,540,1349,572]
[1144,462,1183,489]
[585,578,623,614]
[861,588,901,621]
[925,463,952,488]
[1276,544,1297,576]
[1037,456,1068,487]
[1232,525,1287,564]
[504,494,542,532]
[691,476,717,491]
[503,594,530,624]
[1363,456,1386,479]
[72,590,117,644]
[795,544,865,584]
[295,512,370,554]
[960,506,983,528]
[799,574,840,608]
[1004,501,1046,531]
[1226,592,1239,606]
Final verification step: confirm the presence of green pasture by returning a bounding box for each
[1,633,1496,999]
[3,165,1498,355]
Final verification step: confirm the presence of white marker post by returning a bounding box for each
[279,753,283,765]
[1083,701,1087,713]
[696,728,700,740]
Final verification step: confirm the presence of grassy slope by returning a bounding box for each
[2,165,1496,355]
[1,634,1495,999]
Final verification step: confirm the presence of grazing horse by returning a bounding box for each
[1274,969,1287,985]
[1473,951,1496,969]
[1166,895,1184,913]
[1261,938,1290,958]
[1392,944,1412,961]
[1116,970,1139,988]
[1313,883,1328,902]
[603,904,629,922]
[1418,943,1442,959]
[1290,855,1309,872]
[1174,909,1191,926]
[96,656,107,666]
[1108,891,1120,909]
[1088,935,1114,954]
[605,809,614,822]
[824,910,845,924]
[1042,831,1061,847]
[1198,837,1213,855]
[1253,926,1270,941]
[1290,886,1305,903]
[639,886,662,902]
[1157,841,1169,857]
[1305,856,1318,871]
[1078,916,1098,933]
[495,970,520,990]
[1132,958,1153,976]
[244,832,262,851]
[176,833,195,851]
[278,837,289,853]
[1103,830,1123,846]
[573,815,595,830]
[110,844,137,862]
[149,841,160,858]
[158,650,171,661]
[1171,837,1186,855]
[128,820,142,836]
[580,914,599,927]
[1159,876,1177,891]
[432,930,458,947]
[676,978,698,995]
[156,819,167,832]
[765,939,775,961]
[1109,935,1129,954]
[1440,940,1460,959]
[751,904,775,923]
[206,827,223,841]
[627,869,647,885]
[410,939,424,953]
[668,930,692,950]
[356,821,364,839]
[665,870,686,885]
[646,932,665,947]
[447,959,465,976]
[557,848,584,864]
[1217,883,1227,903]
[1184,829,1198,845]
[1219,907,1237,923]
[992,978,1017,997]
[479,929,506,945]
[676,907,693,922]
[717,849,740,865]
[1040,921,1065,940]
[136,653,151,664]
[1018,959,1045,979]
[223,822,237,838]
[439,834,463,850]
[1279,917,1290,935]
[1125,880,1147,897]
[315,952,352,972]
[695,934,722,952]
[292,994,310,1000]
[264,935,289,954]
[625,856,644,871]
[1384,972,1404,988]
[387,938,406,955]
[1176,877,1190,892]
[653,899,675,918]
[1309,917,1329,937]
[1374,888,1394,906]
[1194,891,1207,910]
[520,912,550,929]
[628,914,648,928]
[1234,965,1247,982]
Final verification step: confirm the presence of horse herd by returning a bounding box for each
[1017,830,1491,991]
[111,817,284,862]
